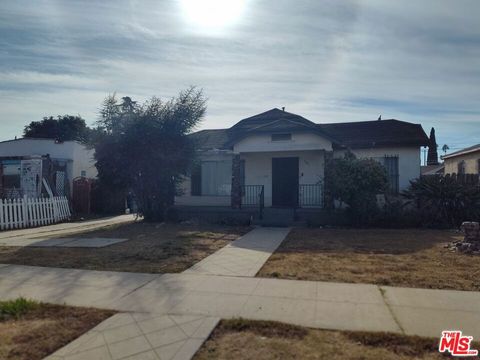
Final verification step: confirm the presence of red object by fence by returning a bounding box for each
[72,177,92,214]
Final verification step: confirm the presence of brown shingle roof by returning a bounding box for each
[189,129,229,150]
[188,111,429,150]
[320,119,429,148]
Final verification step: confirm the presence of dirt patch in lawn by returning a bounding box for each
[195,319,458,360]
[0,222,249,273]
[0,300,114,360]
[257,228,480,291]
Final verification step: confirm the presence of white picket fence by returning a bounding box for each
[0,196,71,230]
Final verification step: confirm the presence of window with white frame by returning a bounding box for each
[200,160,232,195]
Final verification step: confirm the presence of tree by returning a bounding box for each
[93,87,206,222]
[24,115,91,142]
[442,144,450,155]
[427,127,439,165]
[324,152,388,224]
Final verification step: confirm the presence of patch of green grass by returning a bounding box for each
[0,298,39,321]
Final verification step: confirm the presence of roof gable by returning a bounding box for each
[188,111,429,151]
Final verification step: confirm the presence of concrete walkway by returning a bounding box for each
[0,215,136,246]
[45,313,220,360]
[183,227,290,276]
[1,265,479,342]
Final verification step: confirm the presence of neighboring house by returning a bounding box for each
[442,144,480,175]
[421,164,445,176]
[0,138,96,198]
[176,108,429,209]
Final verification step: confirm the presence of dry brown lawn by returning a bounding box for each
[0,302,114,360]
[258,228,480,291]
[0,222,249,273]
[195,319,457,360]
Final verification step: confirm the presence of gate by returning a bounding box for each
[72,177,92,214]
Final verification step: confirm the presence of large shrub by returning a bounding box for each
[403,174,480,228]
[93,87,206,222]
[325,152,388,225]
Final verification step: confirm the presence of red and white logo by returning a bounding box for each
[439,331,478,357]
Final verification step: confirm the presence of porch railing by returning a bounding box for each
[241,185,264,207]
[240,185,264,219]
[298,183,323,208]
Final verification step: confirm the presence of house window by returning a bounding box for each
[477,159,480,174]
[383,156,399,193]
[457,161,466,174]
[1,161,21,196]
[374,156,399,193]
[200,160,232,196]
[271,133,292,141]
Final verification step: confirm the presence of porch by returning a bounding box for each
[175,149,326,211]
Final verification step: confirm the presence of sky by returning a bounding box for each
[1,0,479,156]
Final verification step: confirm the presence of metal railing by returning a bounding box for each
[298,183,323,208]
[240,184,265,219]
[241,185,264,206]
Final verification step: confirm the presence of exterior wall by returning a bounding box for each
[71,142,97,179]
[333,146,421,191]
[233,132,333,153]
[0,139,97,195]
[444,151,480,174]
[175,149,325,207]
[241,150,325,207]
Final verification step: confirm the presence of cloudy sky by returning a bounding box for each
[1,0,479,155]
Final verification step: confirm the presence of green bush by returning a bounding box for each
[403,174,480,228]
[0,297,39,320]
[325,152,388,226]
[372,197,423,228]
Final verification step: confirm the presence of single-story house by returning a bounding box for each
[0,138,96,198]
[176,108,429,210]
[421,164,445,176]
[442,144,480,175]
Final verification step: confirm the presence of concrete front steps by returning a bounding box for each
[258,208,296,227]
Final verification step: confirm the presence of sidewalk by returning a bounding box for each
[1,264,479,340]
[1,226,479,359]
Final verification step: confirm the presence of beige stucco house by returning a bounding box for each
[442,144,480,175]
[176,108,429,211]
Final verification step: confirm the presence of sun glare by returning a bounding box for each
[180,0,246,33]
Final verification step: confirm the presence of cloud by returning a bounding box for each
[0,0,479,150]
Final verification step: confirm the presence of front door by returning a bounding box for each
[272,157,299,207]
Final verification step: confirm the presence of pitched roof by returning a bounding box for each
[188,110,429,150]
[320,119,429,148]
[442,143,480,159]
[189,129,229,150]
[229,108,317,132]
